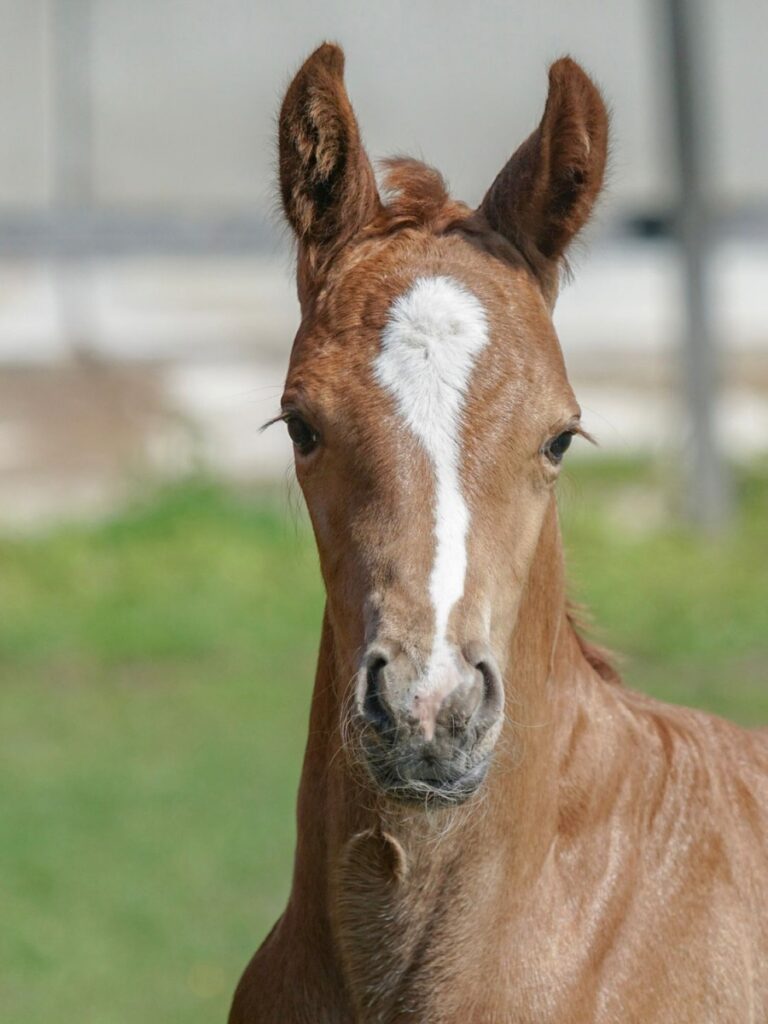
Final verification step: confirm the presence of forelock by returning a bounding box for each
[376,158,469,232]
[361,158,533,280]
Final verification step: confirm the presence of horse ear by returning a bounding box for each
[278,43,381,279]
[479,58,608,293]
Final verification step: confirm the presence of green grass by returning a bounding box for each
[560,460,768,720]
[1,463,767,1022]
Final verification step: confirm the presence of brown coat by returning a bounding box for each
[230,44,768,1023]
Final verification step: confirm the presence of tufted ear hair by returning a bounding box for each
[278,43,381,290]
[478,58,608,299]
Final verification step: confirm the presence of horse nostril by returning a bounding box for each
[476,661,493,701]
[363,656,393,734]
[473,657,504,725]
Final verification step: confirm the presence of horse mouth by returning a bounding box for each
[365,755,490,806]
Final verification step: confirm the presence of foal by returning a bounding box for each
[230,45,768,1023]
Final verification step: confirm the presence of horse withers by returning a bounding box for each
[230,43,768,1024]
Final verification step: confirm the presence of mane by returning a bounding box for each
[567,602,621,685]
[375,157,468,231]
[370,157,540,278]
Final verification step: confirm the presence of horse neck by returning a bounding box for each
[287,496,594,921]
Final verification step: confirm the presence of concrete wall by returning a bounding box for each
[1,0,766,220]
[0,1,50,205]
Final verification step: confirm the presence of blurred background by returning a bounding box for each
[2,2,766,1021]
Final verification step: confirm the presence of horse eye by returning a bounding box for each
[285,415,319,455]
[544,430,573,465]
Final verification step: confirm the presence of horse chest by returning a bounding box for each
[332,828,489,1023]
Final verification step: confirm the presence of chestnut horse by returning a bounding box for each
[230,44,768,1023]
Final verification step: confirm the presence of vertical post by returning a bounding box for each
[663,0,730,531]
[50,0,94,355]
[52,0,92,206]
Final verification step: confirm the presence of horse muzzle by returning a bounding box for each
[353,640,504,804]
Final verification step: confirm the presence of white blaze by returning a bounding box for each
[373,275,489,682]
